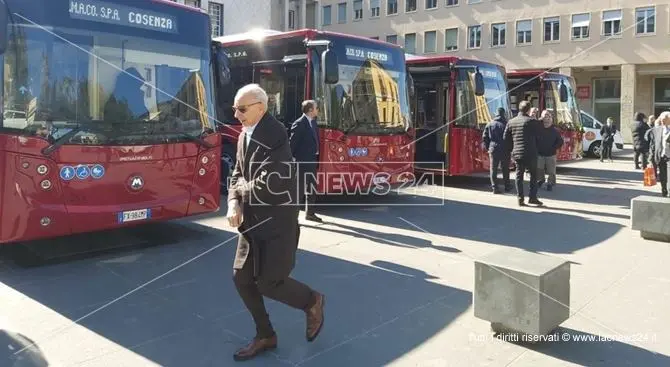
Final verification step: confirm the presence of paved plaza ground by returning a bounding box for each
[1,148,669,366]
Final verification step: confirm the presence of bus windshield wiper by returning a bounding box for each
[41,122,110,156]
[177,132,214,149]
[344,120,366,134]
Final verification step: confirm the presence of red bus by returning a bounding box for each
[506,70,584,161]
[0,0,225,244]
[212,29,415,195]
[406,55,511,175]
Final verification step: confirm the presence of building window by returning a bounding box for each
[544,16,560,42]
[208,2,223,37]
[468,25,481,49]
[370,0,380,17]
[468,0,482,4]
[353,0,363,20]
[406,0,417,12]
[405,33,416,53]
[288,10,295,29]
[386,34,398,44]
[491,22,506,47]
[424,31,437,53]
[388,0,398,15]
[653,78,670,117]
[426,0,437,9]
[516,20,532,44]
[636,7,655,34]
[445,28,458,50]
[446,0,459,6]
[322,5,331,26]
[338,2,346,23]
[593,78,621,125]
[185,0,201,7]
[571,13,590,40]
[602,10,622,36]
[370,36,379,40]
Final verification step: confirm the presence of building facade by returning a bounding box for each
[318,0,670,143]
[171,0,322,37]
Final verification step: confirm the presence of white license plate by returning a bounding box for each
[118,209,151,223]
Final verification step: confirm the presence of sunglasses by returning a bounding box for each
[232,102,261,114]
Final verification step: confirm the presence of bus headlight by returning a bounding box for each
[199,168,206,176]
[37,164,48,175]
[198,197,205,205]
[201,156,209,164]
[40,217,51,226]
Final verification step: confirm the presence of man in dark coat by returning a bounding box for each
[503,100,543,206]
[226,84,325,361]
[599,117,617,162]
[482,107,511,194]
[631,111,651,169]
[289,100,322,222]
[646,111,670,197]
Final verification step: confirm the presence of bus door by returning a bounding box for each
[412,80,449,172]
[252,57,306,130]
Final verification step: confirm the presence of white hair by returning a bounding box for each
[235,83,268,107]
[657,111,670,124]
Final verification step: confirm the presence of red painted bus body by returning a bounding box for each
[406,55,511,175]
[507,70,584,161]
[212,29,415,195]
[0,0,223,244]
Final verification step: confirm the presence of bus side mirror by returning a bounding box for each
[322,47,339,84]
[559,80,569,102]
[0,3,7,54]
[474,68,485,96]
[407,69,415,97]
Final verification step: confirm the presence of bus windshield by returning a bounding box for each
[312,36,411,135]
[454,62,510,128]
[2,22,215,146]
[544,78,582,131]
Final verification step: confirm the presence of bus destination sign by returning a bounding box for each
[69,0,178,34]
[345,46,393,66]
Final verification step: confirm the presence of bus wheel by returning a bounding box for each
[588,141,601,158]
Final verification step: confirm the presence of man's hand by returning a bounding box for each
[226,199,242,228]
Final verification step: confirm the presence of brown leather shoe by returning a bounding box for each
[305,292,325,342]
[233,335,277,361]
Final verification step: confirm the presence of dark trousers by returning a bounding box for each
[490,153,510,189]
[515,158,538,200]
[601,141,613,161]
[659,157,668,196]
[233,246,314,338]
[634,148,649,168]
[299,161,318,215]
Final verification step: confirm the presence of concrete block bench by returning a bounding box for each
[631,195,670,242]
[474,248,571,340]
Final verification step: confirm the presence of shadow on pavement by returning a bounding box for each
[301,221,461,254]
[319,195,622,255]
[435,172,650,208]
[521,326,670,366]
[0,221,470,366]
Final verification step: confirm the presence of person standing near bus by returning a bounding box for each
[227,85,325,361]
[482,107,511,194]
[599,117,617,162]
[289,100,323,222]
[504,100,544,206]
[536,110,564,191]
[646,111,670,197]
[631,112,650,169]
